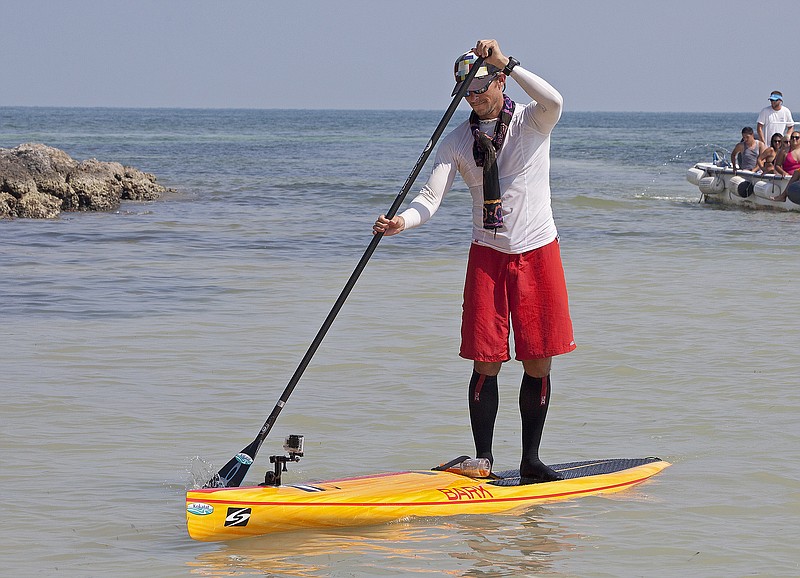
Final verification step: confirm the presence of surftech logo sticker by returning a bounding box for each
[224,507,252,527]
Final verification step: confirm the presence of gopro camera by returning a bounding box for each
[283,434,304,457]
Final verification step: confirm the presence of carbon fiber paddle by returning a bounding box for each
[204,55,488,489]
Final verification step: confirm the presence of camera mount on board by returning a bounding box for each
[261,434,304,487]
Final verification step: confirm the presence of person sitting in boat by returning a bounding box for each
[781,131,800,175]
[756,134,798,202]
[769,170,800,202]
[774,136,790,170]
[753,133,787,175]
[730,126,766,174]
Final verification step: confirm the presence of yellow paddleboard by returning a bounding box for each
[186,457,669,541]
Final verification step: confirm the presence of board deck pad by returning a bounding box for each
[489,457,660,486]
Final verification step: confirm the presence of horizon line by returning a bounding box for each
[0,105,753,115]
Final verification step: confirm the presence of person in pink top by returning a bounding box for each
[374,39,575,484]
[769,133,800,201]
[782,132,800,175]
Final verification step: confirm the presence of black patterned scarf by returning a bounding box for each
[470,94,515,230]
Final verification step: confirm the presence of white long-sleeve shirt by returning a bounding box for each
[399,66,564,254]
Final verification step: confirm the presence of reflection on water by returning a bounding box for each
[187,507,578,577]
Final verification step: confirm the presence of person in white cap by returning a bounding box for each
[757,91,794,144]
[374,39,574,484]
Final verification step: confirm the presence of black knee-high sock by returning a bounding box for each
[519,373,562,482]
[468,371,498,465]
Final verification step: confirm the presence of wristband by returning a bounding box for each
[502,57,519,76]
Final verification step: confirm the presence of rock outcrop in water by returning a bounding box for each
[0,143,171,219]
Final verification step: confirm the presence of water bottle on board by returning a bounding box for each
[446,458,492,478]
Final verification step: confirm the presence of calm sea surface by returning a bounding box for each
[1,108,798,577]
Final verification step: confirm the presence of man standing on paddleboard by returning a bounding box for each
[374,39,575,483]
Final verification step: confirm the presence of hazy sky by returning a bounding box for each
[2,0,797,113]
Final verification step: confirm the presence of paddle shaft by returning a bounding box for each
[205,56,487,489]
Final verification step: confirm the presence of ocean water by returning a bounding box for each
[1,107,798,577]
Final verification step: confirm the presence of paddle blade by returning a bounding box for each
[203,438,260,488]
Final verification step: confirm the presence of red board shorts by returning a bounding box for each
[460,239,576,362]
